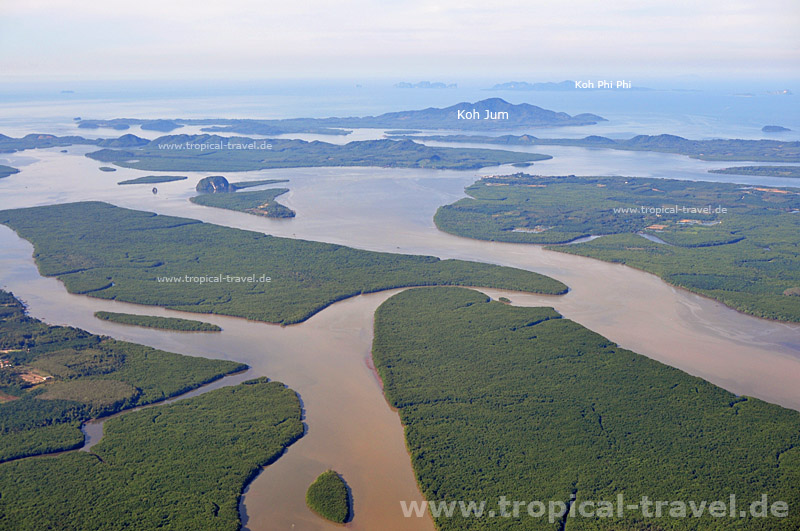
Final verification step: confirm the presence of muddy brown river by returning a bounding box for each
[1,148,798,530]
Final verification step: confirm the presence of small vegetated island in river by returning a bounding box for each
[435,173,800,322]
[0,202,567,325]
[373,287,800,530]
[191,175,295,218]
[306,470,351,523]
[0,164,20,178]
[94,311,222,332]
[0,377,303,531]
[0,290,244,463]
[117,175,188,185]
[394,133,800,162]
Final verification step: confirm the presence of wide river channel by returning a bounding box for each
[1,143,799,530]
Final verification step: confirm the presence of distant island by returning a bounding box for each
[490,80,652,91]
[389,132,800,162]
[78,119,183,132]
[394,81,457,89]
[0,133,148,154]
[762,125,792,133]
[98,166,116,172]
[75,98,605,137]
[490,80,578,91]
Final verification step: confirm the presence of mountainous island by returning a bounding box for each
[73,99,605,137]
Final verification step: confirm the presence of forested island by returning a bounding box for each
[435,173,800,322]
[191,176,295,217]
[0,290,243,463]
[392,133,800,162]
[0,132,548,170]
[85,135,548,171]
[306,470,351,523]
[192,188,296,218]
[0,202,567,325]
[94,311,222,332]
[0,377,303,530]
[373,287,800,530]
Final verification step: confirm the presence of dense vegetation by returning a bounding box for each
[94,311,222,332]
[709,166,800,178]
[0,290,243,462]
[435,173,800,321]
[117,175,187,185]
[393,133,800,162]
[306,470,350,523]
[373,287,800,530]
[86,135,547,171]
[191,188,295,218]
[0,202,567,325]
[0,164,20,178]
[0,378,303,530]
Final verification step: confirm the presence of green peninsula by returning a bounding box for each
[0,202,566,325]
[0,378,303,531]
[373,287,800,530]
[393,133,800,162]
[709,166,800,178]
[435,173,800,322]
[0,290,244,463]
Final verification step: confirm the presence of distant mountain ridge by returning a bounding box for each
[318,98,605,129]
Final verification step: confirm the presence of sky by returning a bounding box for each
[1,0,798,81]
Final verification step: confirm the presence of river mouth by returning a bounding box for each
[1,147,799,530]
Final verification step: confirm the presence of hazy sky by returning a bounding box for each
[1,0,798,80]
